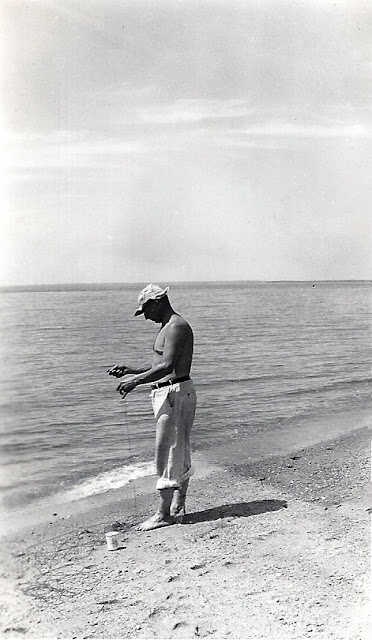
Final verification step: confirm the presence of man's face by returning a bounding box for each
[143,299,161,322]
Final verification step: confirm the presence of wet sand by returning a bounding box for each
[0,417,371,639]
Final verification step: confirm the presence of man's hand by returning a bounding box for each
[107,365,131,378]
[117,376,138,398]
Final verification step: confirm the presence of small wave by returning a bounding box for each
[38,326,65,331]
[58,461,155,502]
[283,376,372,397]
[197,374,284,388]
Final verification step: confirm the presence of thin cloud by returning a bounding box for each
[4,130,151,172]
[89,91,255,126]
[138,98,254,124]
[217,122,372,142]
[5,108,371,175]
[85,87,372,141]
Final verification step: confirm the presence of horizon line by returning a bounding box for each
[1,278,371,292]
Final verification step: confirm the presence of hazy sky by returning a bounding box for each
[1,0,371,285]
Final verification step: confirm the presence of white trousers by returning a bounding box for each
[151,379,197,490]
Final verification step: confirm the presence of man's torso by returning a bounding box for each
[152,314,193,382]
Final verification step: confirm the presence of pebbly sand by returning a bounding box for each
[0,419,371,640]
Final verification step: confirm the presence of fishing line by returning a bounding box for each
[122,395,139,523]
[55,372,140,525]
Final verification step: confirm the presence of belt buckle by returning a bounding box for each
[153,378,173,390]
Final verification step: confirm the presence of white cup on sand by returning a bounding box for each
[105,531,120,551]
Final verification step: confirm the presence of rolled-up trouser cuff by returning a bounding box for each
[156,465,194,491]
[156,478,180,490]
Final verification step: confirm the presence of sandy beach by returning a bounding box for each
[1,419,371,640]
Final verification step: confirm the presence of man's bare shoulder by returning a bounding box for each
[167,314,193,334]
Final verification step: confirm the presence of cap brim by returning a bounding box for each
[134,308,144,316]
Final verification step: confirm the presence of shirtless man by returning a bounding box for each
[108,284,197,531]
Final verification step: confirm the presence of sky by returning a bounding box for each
[1,0,371,285]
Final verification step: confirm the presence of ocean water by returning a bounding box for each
[0,281,371,514]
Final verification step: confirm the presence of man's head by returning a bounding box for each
[134,283,170,322]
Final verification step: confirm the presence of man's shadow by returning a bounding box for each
[181,499,287,525]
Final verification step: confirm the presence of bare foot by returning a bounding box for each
[170,510,185,524]
[136,513,175,532]
[170,501,185,519]
[170,482,188,519]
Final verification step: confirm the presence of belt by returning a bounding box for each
[151,374,190,390]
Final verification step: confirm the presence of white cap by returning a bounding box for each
[134,283,169,316]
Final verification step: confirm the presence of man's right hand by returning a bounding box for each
[107,365,131,378]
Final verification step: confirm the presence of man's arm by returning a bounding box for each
[116,323,184,395]
[107,364,149,378]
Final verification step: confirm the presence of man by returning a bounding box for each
[108,284,197,531]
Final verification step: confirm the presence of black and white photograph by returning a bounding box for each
[1,1,371,638]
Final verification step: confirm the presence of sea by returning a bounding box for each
[0,281,371,517]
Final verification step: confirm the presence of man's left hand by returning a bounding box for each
[117,376,137,398]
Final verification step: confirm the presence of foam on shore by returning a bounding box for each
[57,461,156,502]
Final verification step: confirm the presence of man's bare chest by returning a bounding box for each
[153,328,167,355]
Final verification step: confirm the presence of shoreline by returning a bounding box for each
[1,406,371,538]
[0,414,371,639]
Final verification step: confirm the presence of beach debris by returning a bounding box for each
[110,520,126,531]
[172,621,187,631]
[291,455,301,460]
[78,529,92,536]
[167,574,180,582]
[105,531,121,550]
[53,512,57,516]
[190,563,206,570]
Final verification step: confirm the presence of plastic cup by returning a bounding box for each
[105,531,120,551]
